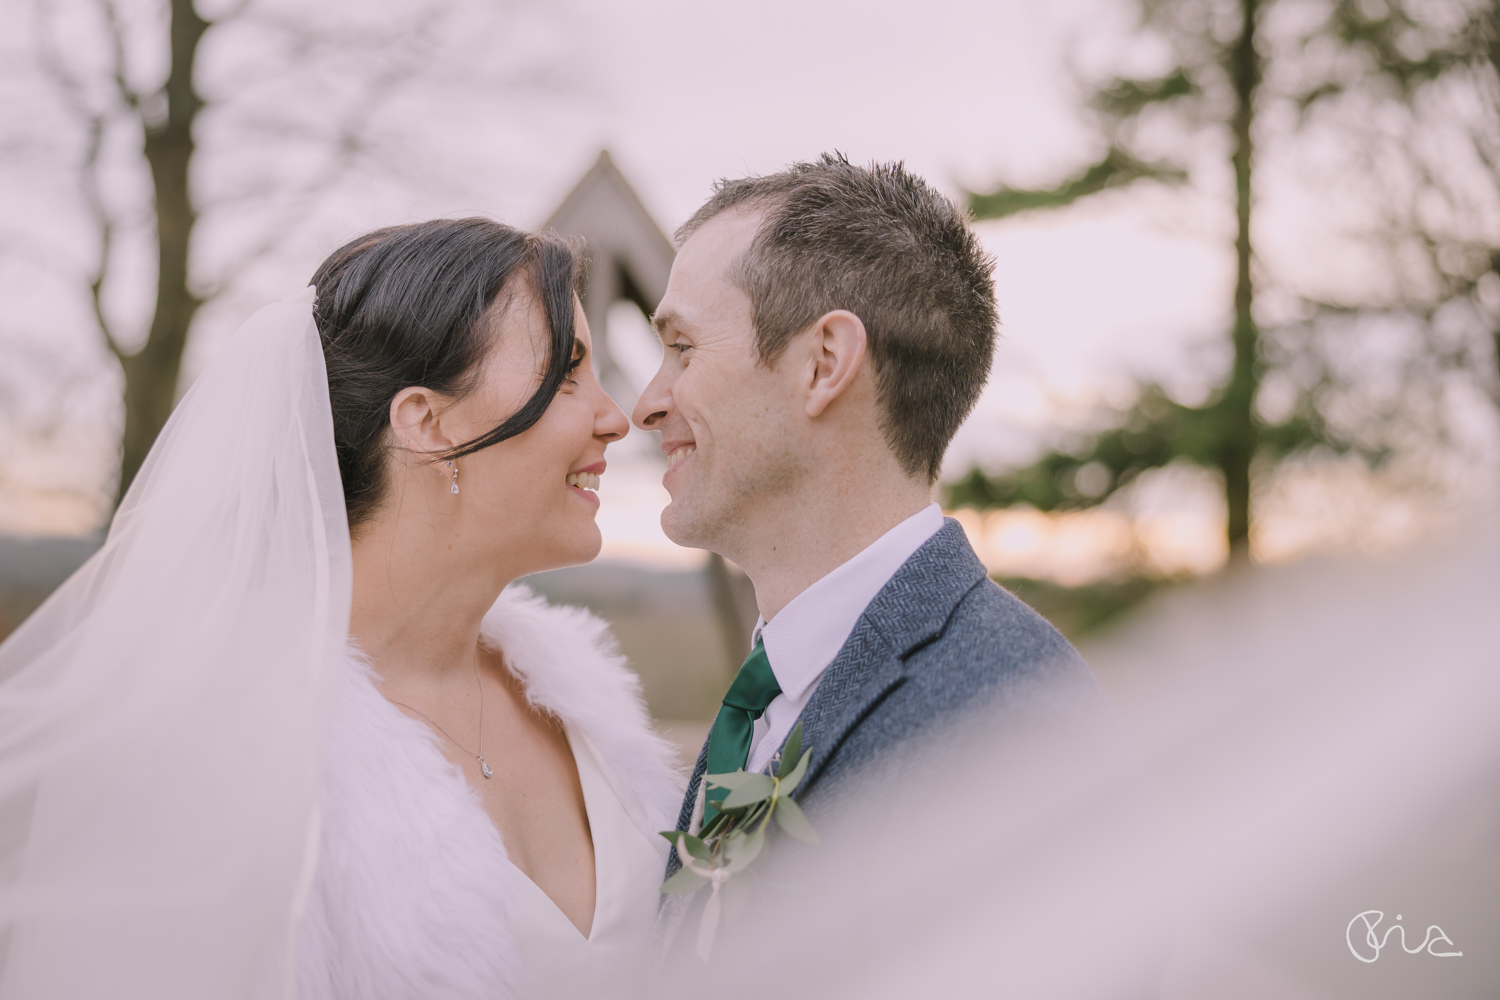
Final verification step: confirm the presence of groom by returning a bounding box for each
[633,154,1109,886]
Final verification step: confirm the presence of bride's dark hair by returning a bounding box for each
[310,217,581,528]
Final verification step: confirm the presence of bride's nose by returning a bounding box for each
[596,390,629,442]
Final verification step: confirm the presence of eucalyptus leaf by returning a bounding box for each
[777,723,803,779]
[774,796,820,845]
[722,824,766,873]
[698,809,729,840]
[704,770,762,791]
[662,733,821,911]
[778,748,811,796]
[734,800,768,828]
[664,831,712,863]
[660,865,709,895]
[721,773,775,809]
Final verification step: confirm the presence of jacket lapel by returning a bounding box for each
[788,620,904,797]
[785,519,987,798]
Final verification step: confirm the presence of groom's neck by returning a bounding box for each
[732,468,933,623]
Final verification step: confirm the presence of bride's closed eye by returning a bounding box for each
[560,340,586,388]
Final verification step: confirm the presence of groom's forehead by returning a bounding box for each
[676,210,762,283]
[653,210,762,337]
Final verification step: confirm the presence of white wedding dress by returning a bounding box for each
[508,730,664,996]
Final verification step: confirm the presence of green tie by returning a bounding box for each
[702,640,781,822]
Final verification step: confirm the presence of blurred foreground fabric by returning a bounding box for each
[654,525,1500,1000]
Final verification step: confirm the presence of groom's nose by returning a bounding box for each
[631,366,673,431]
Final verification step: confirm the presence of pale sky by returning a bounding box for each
[6,0,1416,572]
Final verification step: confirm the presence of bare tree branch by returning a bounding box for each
[197,6,450,296]
[93,0,142,110]
[79,112,126,362]
[31,0,132,362]
[205,0,255,27]
[9,0,578,507]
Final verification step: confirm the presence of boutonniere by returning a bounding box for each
[659,722,820,960]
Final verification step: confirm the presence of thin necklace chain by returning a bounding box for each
[388,654,492,779]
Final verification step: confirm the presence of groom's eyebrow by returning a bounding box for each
[651,309,682,341]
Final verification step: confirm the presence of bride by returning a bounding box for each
[0,218,684,999]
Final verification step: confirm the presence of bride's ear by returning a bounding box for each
[389,387,454,458]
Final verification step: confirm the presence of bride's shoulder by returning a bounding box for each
[477,585,684,822]
[477,583,636,708]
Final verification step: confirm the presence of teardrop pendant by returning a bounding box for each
[450,481,460,495]
[478,756,493,779]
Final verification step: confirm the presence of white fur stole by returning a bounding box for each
[295,585,684,999]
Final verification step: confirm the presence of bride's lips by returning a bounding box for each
[566,460,604,507]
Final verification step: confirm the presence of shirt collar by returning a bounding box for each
[753,504,944,702]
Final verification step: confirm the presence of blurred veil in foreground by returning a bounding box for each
[657,528,1500,1000]
[0,292,351,998]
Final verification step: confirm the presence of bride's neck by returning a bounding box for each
[347,513,515,688]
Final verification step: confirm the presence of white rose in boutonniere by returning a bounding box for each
[659,721,820,960]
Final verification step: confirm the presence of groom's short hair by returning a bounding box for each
[676,153,998,484]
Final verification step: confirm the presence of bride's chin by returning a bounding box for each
[536,523,604,572]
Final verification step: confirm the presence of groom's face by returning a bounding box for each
[632,209,807,553]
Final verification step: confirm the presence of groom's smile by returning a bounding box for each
[664,443,695,473]
[659,438,697,493]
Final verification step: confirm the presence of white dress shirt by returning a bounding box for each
[744,503,944,774]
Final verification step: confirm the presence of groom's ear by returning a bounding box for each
[802,309,867,419]
[390,387,458,456]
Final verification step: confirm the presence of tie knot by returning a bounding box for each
[720,640,780,714]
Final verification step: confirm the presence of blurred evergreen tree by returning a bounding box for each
[956,0,1499,560]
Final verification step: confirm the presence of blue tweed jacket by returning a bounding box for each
[663,518,1105,880]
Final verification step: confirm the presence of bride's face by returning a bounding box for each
[398,281,628,576]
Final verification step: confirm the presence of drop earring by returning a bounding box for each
[447,460,459,495]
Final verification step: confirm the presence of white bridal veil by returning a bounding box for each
[0,290,351,999]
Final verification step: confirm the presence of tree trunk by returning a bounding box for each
[1221,0,1262,560]
[115,0,207,503]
